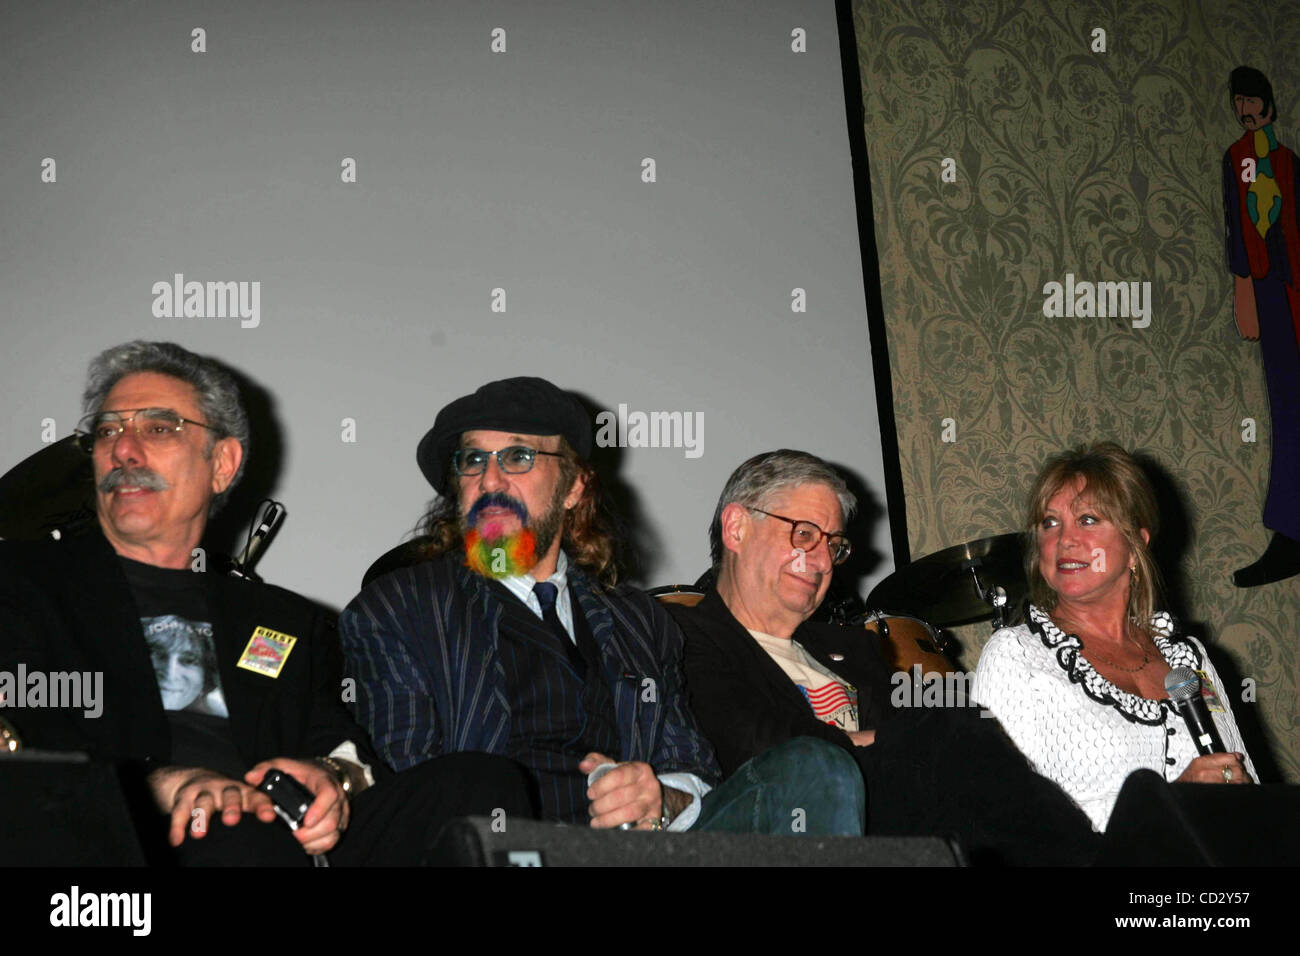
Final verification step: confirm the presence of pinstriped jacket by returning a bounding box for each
[338,552,720,786]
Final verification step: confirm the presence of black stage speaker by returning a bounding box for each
[435,816,966,866]
[0,752,147,865]
[1097,769,1300,866]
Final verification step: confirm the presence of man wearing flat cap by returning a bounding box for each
[340,377,862,834]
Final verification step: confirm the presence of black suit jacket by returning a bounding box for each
[670,589,1105,864]
[0,527,376,776]
[667,588,895,778]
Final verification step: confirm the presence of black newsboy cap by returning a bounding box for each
[417,376,593,495]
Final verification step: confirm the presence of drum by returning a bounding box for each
[859,613,954,674]
[648,585,705,607]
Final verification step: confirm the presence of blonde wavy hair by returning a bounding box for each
[1024,442,1161,625]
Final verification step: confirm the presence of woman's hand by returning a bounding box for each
[1176,752,1251,784]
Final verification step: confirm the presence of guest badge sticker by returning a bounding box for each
[236,626,297,678]
[1196,669,1225,713]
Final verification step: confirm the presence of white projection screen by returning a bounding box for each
[0,0,899,611]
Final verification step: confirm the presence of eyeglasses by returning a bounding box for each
[76,408,220,450]
[748,508,852,565]
[452,445,564,477]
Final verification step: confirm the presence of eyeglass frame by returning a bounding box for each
[75,407,222,452]
[747,507,853,565]
[451,445,566,478]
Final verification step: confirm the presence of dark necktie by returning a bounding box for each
[533,581,586,677]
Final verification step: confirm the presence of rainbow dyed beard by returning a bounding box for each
[460,491,567,579]
[464,527,538,578]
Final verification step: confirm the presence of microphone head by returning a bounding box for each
[1164,666,1201,702]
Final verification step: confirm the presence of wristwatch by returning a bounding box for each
[655,797,671,831]
[313,755,356,796]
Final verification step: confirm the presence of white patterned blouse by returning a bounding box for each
[973,605,1256,831]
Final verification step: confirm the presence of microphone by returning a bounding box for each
[1164,667,1225,756]
[230,501,286,579]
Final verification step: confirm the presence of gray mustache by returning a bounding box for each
[99,467,169,494]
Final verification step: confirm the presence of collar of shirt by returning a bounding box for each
[499,551,575,642]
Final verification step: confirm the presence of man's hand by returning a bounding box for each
[245,758,350,855]
[845,729,876,747]
[579,752,688,830]
[1176,752,1253,785]
[1235,275,1260,340]
[148,766,276,848]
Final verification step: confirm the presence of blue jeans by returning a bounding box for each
[693,737,864,836]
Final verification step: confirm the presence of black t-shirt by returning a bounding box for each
[119,557,245,778]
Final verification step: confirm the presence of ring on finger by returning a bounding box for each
[1222,767,1233,782]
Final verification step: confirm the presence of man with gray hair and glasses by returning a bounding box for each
[0,340,532,865]
[667,449,1103,865]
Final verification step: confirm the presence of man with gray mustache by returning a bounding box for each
[0,341,533,864]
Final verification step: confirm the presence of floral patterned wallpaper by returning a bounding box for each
[852,0,1299,782]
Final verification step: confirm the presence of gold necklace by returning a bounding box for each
[1057,617,1152,673]
[1085,643,1151,673]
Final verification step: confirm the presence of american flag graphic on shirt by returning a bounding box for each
[797,679,858,730]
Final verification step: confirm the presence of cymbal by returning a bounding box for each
[866,532,1027,627]
[0,436,95,540]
